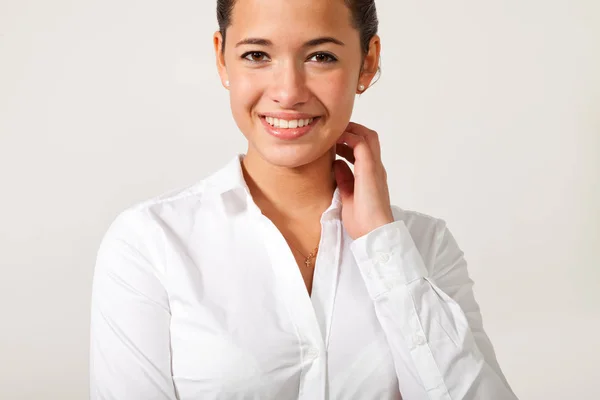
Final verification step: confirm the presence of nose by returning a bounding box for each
[269,60,310,108]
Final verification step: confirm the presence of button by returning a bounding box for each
[306,347,320,359]
[413,333,426,347]
[377,252,391,264]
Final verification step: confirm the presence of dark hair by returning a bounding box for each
[216,0,379,58]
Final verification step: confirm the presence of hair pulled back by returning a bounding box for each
[216,0,379,57]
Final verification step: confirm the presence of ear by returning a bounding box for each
[214,31,229,89]
[357,35,381,93]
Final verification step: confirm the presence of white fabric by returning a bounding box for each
[90,154,517,400]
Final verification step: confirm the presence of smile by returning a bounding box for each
[264,117,314,129]
[259,114,321,140]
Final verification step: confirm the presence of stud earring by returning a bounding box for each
[225,80,230,87]
[358,84,365,92]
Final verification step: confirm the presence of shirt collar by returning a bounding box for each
[206,154,251,197]
[205,153,343,219]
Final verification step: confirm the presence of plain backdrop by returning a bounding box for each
[1,0,599,399]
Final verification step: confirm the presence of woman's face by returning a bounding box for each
[214,0,380,168]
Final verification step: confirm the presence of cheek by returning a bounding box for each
[229,77,263,123]
[313,70,356,119]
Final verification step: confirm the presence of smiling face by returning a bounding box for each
[214,0,380,168]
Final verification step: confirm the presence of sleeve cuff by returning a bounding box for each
[350,220,429,298]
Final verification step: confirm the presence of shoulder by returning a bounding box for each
[95,177,217,279]
[109,155,242,230]
[111,180,208,229]
[99,168,222,251]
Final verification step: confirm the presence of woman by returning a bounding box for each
[90,0,518,399]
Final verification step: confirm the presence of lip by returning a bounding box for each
[259,112,319,120]
[259,114,321,141]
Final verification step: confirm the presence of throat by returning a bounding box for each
[240,148,337,219]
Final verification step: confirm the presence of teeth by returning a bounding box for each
[264,117,314,128]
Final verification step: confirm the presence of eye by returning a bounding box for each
[308,52,338,63]
[242,51,270,63]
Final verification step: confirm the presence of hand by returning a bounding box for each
[334,122,395,240]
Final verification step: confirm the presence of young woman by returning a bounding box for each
[90,0,518,399]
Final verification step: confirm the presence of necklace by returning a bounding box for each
[289,243,319,268]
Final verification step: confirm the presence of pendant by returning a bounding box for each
[304,248,318,268]
[304,257,313,268]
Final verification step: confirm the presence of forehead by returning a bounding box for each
[228,0,356,43]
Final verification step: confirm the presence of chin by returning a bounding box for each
[250,141,331,169]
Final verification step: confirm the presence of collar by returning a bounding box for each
[205,153,343,219]
[205,154,251,197]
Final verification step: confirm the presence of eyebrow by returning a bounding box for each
[235,36,345,48]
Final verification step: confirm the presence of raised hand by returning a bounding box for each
[333,122,395,240]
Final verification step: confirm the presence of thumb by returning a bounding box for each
[333,159,355,201]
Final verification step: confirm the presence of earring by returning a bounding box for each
[225,80,230,87]
[358,84,365,92]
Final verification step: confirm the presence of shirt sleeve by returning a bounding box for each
[350,218,518,400]
[90,209,178,400]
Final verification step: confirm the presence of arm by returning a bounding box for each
[351,218,517,400]
[90,210,178,400]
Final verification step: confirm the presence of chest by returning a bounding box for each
[160,215,401,399]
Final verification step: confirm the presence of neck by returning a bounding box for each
[241,146,337,221]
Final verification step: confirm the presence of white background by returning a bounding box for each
[1,0,599,399]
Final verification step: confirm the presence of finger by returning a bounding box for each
[345,121,375,136]
[345,122,381,160]
[337,131,371,164]
[337,130,363,147]
[333,159,354,200]
[335,143,355,164]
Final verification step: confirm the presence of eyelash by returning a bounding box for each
[241,51,338,64]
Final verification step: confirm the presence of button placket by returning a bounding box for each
[257,213,327,398]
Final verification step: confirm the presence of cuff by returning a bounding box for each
[350,220,429,299]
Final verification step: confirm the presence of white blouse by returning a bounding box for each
[90,154,517,400]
